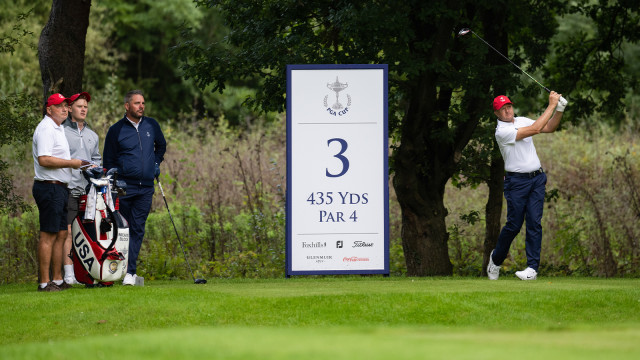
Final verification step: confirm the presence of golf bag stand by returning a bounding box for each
[71,172,129,286]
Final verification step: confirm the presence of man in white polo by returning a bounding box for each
[487,91,565,281]
[32,93,87,292]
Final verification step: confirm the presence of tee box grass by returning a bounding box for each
[1,277,639,359]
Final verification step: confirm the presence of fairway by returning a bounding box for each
[2,277,640,359]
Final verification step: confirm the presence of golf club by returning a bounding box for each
[157,178,207,284]
[457,28,567,106]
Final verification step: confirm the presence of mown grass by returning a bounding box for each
[1,277,640,359]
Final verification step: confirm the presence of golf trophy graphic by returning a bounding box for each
[327,76,348,110]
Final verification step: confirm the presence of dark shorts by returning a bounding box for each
[32,181,69,233]
[67,194,81,225]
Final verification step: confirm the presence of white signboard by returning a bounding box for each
[286,64,389,275]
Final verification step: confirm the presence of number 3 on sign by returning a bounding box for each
[326,138,349,178]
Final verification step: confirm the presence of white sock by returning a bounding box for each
[64,264,75,278]
[40,283,48,288]
[53,280,63,286]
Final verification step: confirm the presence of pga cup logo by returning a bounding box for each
[323,76,352,117]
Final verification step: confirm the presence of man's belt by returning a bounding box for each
[505,168,544,179]
[36,179,68,187]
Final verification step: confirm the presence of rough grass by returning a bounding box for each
[3,119,639,280]
[1,277,639,359]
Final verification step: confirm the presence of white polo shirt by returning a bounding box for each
[33,115,72,183]
[495,116,542,173]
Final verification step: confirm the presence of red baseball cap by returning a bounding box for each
[68,91,91,103]
[46,93,68,107]
[493,95,512,111]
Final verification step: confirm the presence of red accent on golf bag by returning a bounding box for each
[71,191,129,286]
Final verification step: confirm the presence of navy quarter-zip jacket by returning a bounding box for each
[103,116,166,187]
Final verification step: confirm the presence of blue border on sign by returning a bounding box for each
[286,64,389,276]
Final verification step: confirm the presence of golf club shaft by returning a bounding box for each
[157,179,196,282]
[463,29,567,106]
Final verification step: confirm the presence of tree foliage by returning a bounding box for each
[2,0,637,273]
[172,0,556,275]
[0,8,34,55]
[546,0,640,120]
[99,0,205,119]
[0,6,41,214]
[172,0,639,276]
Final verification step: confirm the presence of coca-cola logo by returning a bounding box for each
[352,241,373,248]
[343,256,370,262]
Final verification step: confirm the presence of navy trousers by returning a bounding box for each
[118,184,154,275]
[492,172,547,271]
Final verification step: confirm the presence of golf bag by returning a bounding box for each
[71,170,129,286]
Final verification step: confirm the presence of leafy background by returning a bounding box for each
[0,0,638,282]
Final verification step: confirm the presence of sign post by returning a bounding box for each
[286,64,389,275]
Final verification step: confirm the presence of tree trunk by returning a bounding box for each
[392,98,454,275]
[392,10,500,275]
[396,180,453,276]
[391,49,457,275]
[38,0,91,104]
[483,154,504,274]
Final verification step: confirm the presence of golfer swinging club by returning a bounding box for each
[487,91,566,280]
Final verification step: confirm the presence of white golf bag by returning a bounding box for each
[71,173,129,286]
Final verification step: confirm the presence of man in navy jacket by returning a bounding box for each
[103,90,166,285]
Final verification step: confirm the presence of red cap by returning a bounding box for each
[46,93,68,107]
[493,95,512,111]
[68,92,91,103]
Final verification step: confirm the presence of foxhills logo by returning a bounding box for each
[302,241,327,248]
[323,76,351,116]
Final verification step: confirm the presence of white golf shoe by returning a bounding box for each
[64,276,78,285]
[515,267,537,280]
[122,273,137,286]
[487,250,501,280]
